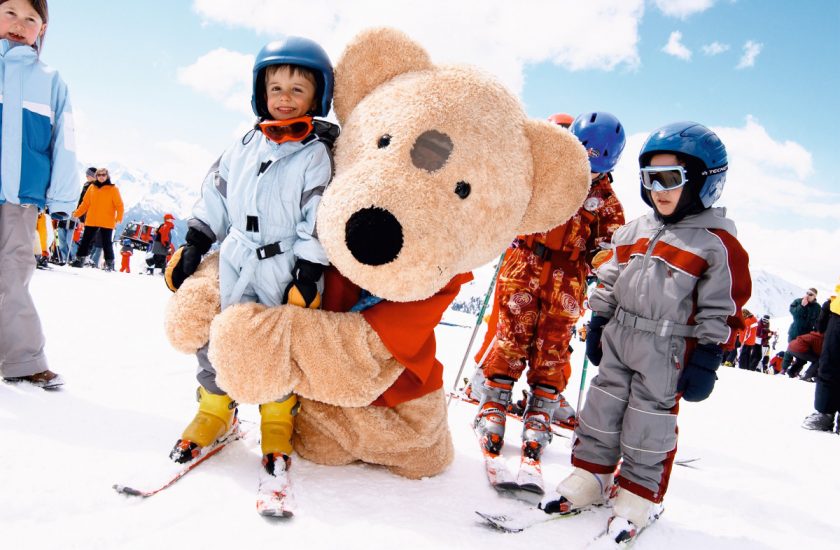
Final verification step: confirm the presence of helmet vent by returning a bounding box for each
[590,113,597,123]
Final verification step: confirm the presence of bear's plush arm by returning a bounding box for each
[208,303,402,406]
[165,252,221,353]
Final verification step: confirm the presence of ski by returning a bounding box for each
[482,450,519,492]
[476,505,585,533]
[450,390,573,438]
[674,457,700,468]
[256,454,295,518]
[586,510,663,549]
[113,423,245,498]
[515,456,544,495]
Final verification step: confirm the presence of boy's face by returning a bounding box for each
[264,66,317,121]
[648,153,683,217]
[0,0,46,47]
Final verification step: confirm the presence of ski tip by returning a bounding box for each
[113,484,147,497]
[257,508,294,519]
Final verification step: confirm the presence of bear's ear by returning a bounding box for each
[516,119,592,235]
[333,27,433,124]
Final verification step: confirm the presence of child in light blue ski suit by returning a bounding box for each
[163,36,338,494]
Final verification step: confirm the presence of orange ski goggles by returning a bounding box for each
[258,116,314,145]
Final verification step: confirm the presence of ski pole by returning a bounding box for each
[447,251,506,405]
[571,282,597,444]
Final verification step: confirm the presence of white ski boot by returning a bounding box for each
[591,488,663,548]
[540,467,614,515]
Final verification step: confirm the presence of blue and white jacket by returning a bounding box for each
[0,40,78,214]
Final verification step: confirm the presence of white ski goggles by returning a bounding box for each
[640,165,688,192]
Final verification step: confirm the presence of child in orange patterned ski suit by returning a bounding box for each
[470,112,626,461]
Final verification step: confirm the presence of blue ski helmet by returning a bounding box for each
[570,112,626,173]
[251,36,334,119]
[638,121,728,210]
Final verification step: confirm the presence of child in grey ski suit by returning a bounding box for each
[544,122,751,537]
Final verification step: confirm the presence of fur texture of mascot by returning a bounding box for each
[166,28,590,479]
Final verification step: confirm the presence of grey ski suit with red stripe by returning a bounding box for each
[573,207,751,503]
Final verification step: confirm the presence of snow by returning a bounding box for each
[2,262,837,550]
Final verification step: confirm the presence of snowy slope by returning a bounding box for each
[1,262,836,550]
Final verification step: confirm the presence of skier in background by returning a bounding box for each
[541,122,750,544]
[781,288,822,372]
[469,111,626,469]
[119,238,133,273]
[0,0,78,389]
[70,167,123,271]
[802,280,840,432]
[145,213,175,275]
[738,309,759,370]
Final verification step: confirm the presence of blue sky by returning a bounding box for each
[41,0,839,288]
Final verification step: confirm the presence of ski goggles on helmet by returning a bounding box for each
[258,116,314,145]
[640,165,688,192]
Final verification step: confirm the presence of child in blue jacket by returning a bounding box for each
[0,0,78,389]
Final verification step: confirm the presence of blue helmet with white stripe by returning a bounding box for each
[251,36,334,119]
[639,121,728,210]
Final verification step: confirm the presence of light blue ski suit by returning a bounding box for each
[191,129,333,310]
[188,127,334,394]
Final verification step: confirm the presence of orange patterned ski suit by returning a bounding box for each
[476,174,625,391]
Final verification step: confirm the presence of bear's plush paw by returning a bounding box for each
[208,302,296,404]
[164,269,221,353]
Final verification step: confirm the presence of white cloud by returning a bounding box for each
[736,40,763,69]
[662,31,692,60]
[177,48,254,115]
[73,105,217,189]
[701,41,730,55]
[190,0,645,95]
[609,117,839,286]
[654,0,716,19]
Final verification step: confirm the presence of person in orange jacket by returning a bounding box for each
[70,167,124,271]
[738,309,759,370]
[470,112,626,460]
[119,238,133,273]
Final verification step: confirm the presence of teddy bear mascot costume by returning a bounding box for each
[165,28,591,488]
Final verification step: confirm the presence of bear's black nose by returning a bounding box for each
[345,207,404,266]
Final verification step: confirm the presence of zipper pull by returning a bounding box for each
[673,354,681,370]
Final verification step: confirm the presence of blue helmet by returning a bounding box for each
[570,112,626,173]
[639,121,728,210]
[251,36,334,119]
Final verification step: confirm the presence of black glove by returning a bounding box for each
[49,211,68,221]
[585,315,609,366]
[677,343,722,402]
[165,227,214,292]
[283,259,324,308]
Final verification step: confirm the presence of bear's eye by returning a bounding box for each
[378,134,392,148]
[454,181,471,199]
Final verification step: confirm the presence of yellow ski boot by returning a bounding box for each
[259,394,299,461]
[170,387,238,464]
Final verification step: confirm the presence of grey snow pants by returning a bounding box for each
[0,203,49,377]
[572,320,682,503]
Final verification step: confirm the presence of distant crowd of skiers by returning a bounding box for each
[720,288,832,382]
[34,166,177,275]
